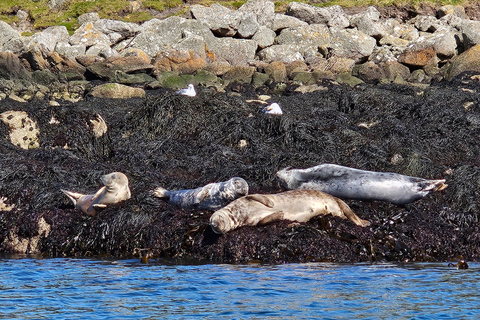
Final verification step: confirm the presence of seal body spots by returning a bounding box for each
[209,189,370,234]
[276,164,447,206]
[176,84,196,97]
[153,177,249,210]
[61,172,131,216]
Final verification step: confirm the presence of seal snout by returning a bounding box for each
[210,211,230,234]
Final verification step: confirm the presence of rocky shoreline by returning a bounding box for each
[1,1,480,101]
[2,1,480,264]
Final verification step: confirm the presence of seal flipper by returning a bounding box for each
[258,212,284,225]
[61,189,83,206]
[335,198,370,227]
[194,184,213,204]
[245,194,275,208]
[152,187,170,200]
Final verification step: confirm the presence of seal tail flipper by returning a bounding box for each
[61,189,84,205]
[336,198,371,227]
[258,212,284,225]
[420,179,448,192]
[152,187,170,200]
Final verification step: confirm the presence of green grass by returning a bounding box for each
[0,0,475,33]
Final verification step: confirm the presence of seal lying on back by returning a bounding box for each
[276,164,447,206]
[153,177,249,210]
[209,189,370,234]
[62,172,131,216]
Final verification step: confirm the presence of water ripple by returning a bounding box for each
[0,257,478,319]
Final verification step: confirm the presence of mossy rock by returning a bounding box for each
[32,70,58,86]
[113,71,156,85]
[336,72,364,87]
[252,72,269,87]
[292,71,315,85]
[159,74,187,89]
[194,70,218,86]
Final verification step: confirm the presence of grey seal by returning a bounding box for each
[276,164,447,206]
[153,177,249,210]
[209,189,370,234]
[62,172,131,216]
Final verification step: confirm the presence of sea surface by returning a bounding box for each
[0,256,478,319]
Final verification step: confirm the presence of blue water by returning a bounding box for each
[0,257,478,319]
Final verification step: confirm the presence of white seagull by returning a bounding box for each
[176,84,196,97]
[262,103,283,115]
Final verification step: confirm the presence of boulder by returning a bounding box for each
[380,60,411,82]
[237,12,259,38]
[89,83,145,98]
[252,26,276,49]
[85,44,120,59]
[437,5,467,19]
[271,13,308,32]
[350,6,386,39]
[0,52,32,80]
[264,61,287,82]
[325,5,350,29]
[277,24,331,49]
[55,42,86,58]
[353,61,385,83]
[0,21,26,53]
[222,66,255,84]
[329,29,376,62]
[92,19,140,44]
[258,45,303,64]
[132,17,216,58]
[398,45,436,67]
[445,44,480,80]
[152,49,206,75]
[460,20,480,49]
[28,26,69,54]
[190,4,239,37]
[78,12,100,26]
[212,38,257,66]
[237,0,275,28]
[69,22,111,47]
[87,55,153,80]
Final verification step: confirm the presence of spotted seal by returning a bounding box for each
[62,172,131,216]
[276,164,447,206]
[153,177,249,210]
[209,189,370,234]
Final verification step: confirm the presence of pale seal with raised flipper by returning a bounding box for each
[209,189,370,234]
[61,172,131,216]
[153,177,249,210]
[276,164,447,206]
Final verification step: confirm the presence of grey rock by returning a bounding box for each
[277,24,331,52]
[329,28,377,62]
[350,6,386,38]
[93,19,140,44]
[212,38,257,66]
[174,33,209,60]
[0,21,24,53]
[190,4,239,37]
[271,13,308,32]
[133,17,216,58]
[69,22,111,47]
[460,20,480,49]
[85,44,120,59]
[258,45,304,63]
[252,26,276,49]
[325,5,350,29]
[55,42,86,58]
[0,52,31,80]
[49,0,67,9]
[78,12,100,26]
[237,0,275,28]
[237,12,259,38]
[413,15,447,33]
[437,5,467,19]
[384,19,419,41]
[28,26,69,53]
[286,2,329,25]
